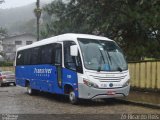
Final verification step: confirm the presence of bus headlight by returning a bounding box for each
[122,80,130,87]
[83,79,99,88]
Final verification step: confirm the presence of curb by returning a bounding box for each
[116,99,160,109]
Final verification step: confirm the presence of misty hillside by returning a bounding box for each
[0,3,35,26]
[0,1,52,35]
[0,3,36,35]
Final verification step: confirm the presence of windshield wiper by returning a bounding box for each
[117,67,123,72]
[110,56,123,72]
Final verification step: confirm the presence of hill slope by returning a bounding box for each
[0,1,53,35]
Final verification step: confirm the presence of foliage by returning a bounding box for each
[0,61,13,67]
[0,27,7,38]
[41,0,160,61]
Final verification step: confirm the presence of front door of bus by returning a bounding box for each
[54,43,63,92]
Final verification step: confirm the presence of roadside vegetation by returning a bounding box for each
[41,0,160,61]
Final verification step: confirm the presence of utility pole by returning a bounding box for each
[34,0,42,41]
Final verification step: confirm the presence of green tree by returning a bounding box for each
[0,27,7,38]
[42,0,160,61]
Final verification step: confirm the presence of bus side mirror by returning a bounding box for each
[70,45,78,56]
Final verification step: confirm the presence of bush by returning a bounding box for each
[0,61,13,67]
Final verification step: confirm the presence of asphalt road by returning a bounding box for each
[0,85,159,120]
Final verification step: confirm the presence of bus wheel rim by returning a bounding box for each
[27,87,31,94]
[69,91,75,102]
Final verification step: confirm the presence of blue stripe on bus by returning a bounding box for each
[16,65,78,97]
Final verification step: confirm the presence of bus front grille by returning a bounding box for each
[89,75,127,82]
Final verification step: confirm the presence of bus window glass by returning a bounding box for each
[16,51,24,65]
[24,49,31,65]
[40,45,54,64]
[64,41,77,70]
[30,47,40,65]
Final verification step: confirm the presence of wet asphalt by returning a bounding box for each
[0,86,159,120]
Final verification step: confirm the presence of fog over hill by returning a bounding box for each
[0,1,53,35]
[0,3,34,34]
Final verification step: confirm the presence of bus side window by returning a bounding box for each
[40,45,54,64]
[16,51,24,65]
[24,49,31,65]
[30,47,40,65]
[64,41,83,73]
[64,41,76,71]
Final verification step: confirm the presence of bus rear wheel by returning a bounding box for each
[26,83,37,95]
[69,90,79,104]
[0,83,3,87]
[13,83,16,86]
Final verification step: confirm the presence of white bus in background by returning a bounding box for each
[15,33,130,104]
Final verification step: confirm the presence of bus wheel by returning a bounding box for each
[27,84,32,95]
[26,83,36,95]
[13,83,16,86]
[69,90,78,104]
[0,83,3,87]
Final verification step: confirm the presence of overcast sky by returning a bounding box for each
[0,0,53,9]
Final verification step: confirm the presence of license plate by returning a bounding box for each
[107,91,116,95]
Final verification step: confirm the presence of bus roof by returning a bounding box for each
[17,33,112,51]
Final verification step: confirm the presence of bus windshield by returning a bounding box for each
[78,38,128,71]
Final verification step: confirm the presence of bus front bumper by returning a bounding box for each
[78,84,130,99]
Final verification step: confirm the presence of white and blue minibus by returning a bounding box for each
[15,33,130,104]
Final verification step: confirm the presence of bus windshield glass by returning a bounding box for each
[78,38,128,71]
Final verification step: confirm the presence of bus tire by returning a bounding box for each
[0,83,3,87]
[13,83,16,86]
[69,90,79,104]
[26,83,36,95]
